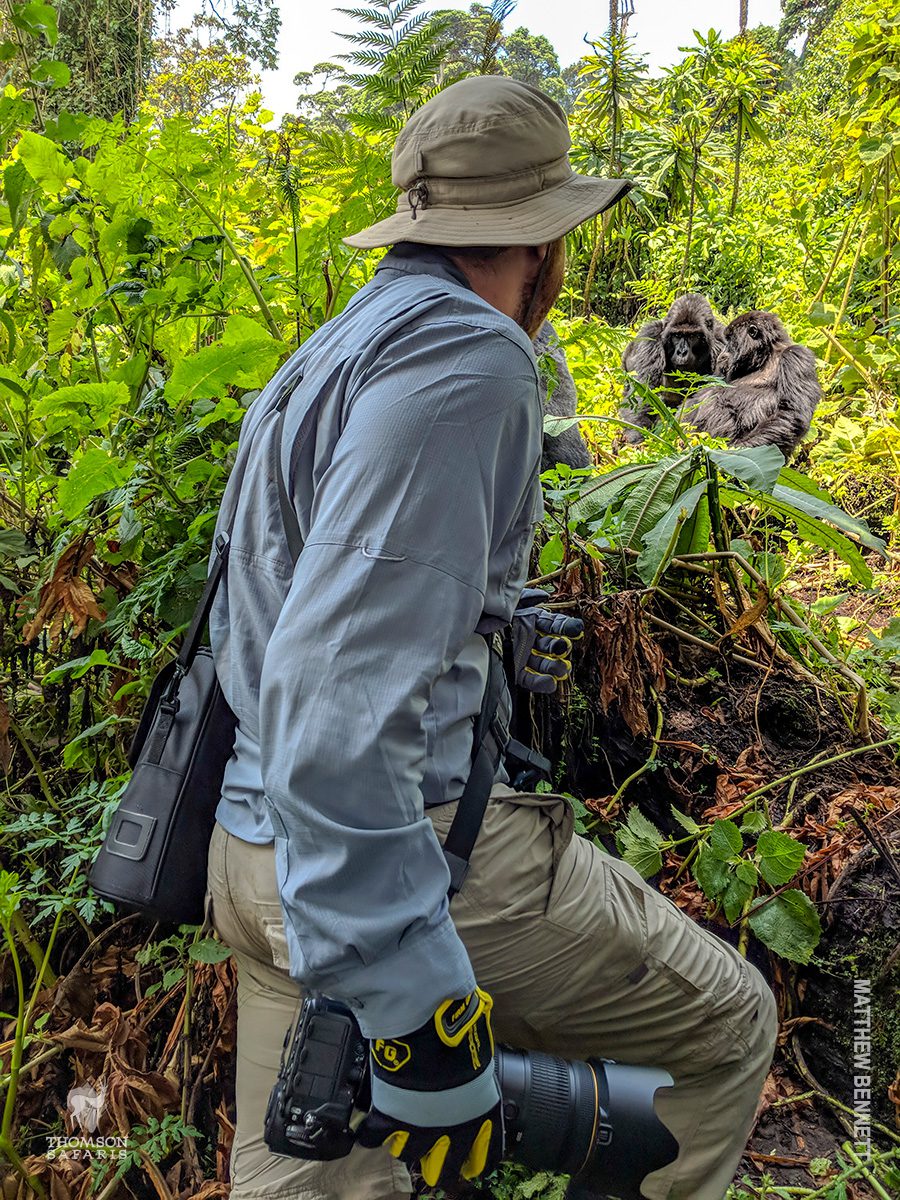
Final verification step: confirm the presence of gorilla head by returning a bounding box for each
[662,294,721,375]
[716,310,791,381]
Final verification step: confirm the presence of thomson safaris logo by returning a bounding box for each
[45,1080,128,1161]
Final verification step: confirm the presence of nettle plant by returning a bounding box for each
[615,806,820,963]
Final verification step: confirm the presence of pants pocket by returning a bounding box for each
[494,787,575,880]
[645,894,747,1015]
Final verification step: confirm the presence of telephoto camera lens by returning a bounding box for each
[496,1046,678,1200]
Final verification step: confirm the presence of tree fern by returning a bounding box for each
[477,0,517,76]
[335,0,455,132]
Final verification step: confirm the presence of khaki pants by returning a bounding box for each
[206,787,777,1200]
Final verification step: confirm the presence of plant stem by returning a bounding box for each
[0,1131,45,1197]
[0,928,26,1142]
[843,1143,894,1200]
[7,716,61,813]
[610,691,664,805]
[733,737,899,816]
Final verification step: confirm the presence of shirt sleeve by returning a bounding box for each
[257,319,541,1039]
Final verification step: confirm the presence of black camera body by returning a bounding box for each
[264,996,369,1160]
[265,996,679,1200]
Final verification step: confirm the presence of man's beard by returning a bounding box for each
[518,237,566,339]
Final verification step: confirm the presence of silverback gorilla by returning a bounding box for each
[619,294,725,443]
[688,311,821,460]
[535,321,591,470]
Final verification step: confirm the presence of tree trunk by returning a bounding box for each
[609,0,619,39]
[730,106,744,216]
[678,147,700,289]
[739,0,749,34]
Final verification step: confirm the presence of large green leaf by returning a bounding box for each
[543,415,579,436]
[10,2,58,44]
[756,830,806,887]
[747,889,821,963]
[694,844,731,899]
[709,819,743,859]
[771,484,886,554]
[615,807,665,879]
[164,316,283,409]
[707,445,784,494]
[729,488,874,586]
[16,130,72,195]
[3,159,32,226]
[0,528,29,558]
[776,466,835,504]
[569,461,658,525]
[34,382,128,436]
[617,455,695,549]
[57,446,130,519]
[637,479,707,584]
[722,860,759,923]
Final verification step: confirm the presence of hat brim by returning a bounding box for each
[342,174,632,250]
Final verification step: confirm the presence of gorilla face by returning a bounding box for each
[665,328,714,372]
[718,311,790,381]
[662,294,720,376]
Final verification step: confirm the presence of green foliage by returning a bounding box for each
[615,804,821,963]
[0,4,896,1190]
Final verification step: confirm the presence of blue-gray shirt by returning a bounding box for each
[209,245,544,1038]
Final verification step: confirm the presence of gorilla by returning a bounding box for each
[688,311,821,460]
[619,294,726,443]
[535,321,591,471]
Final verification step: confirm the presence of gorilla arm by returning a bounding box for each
[536,321,591,470]
[775,343,821,454]
[729,345,820,459]
[619,320,666,444]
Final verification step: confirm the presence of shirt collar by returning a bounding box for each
[374,242,474,293]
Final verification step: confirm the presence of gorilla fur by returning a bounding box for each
[688,311,821,460]
[534,321,591,471]
[619,294,725,443]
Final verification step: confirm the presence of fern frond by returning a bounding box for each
[387,0,424,23]
[335,6,395,33]
[351,110,406,135]
[339,30,396,48]
[338,50,388,68]
[394,13,430,41]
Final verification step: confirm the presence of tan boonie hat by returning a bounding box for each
[343,76,631,249]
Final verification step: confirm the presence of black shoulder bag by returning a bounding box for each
[90,391,307,925]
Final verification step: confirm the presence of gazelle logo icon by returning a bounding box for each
[67,1081,106,1134]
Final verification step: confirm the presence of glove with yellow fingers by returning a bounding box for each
[356,988,503,1187]
[512,589,584,694]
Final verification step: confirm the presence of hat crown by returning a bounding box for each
[391,76,571,192]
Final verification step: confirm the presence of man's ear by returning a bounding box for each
[527,243,549,278]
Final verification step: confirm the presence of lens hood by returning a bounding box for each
[566,1061,678,1200]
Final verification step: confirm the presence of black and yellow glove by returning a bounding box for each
[512,588,584,694]
[356,988,503,1187]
